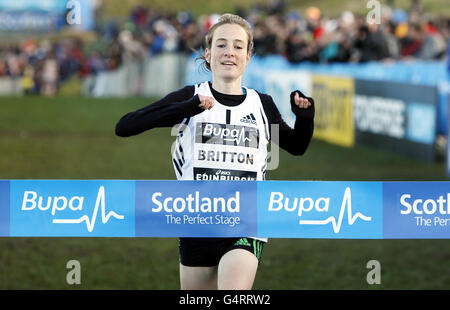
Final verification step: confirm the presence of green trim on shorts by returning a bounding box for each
[233,238,264,261]
[253,239,264,261]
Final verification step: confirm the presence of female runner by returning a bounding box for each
[116,13,314,290]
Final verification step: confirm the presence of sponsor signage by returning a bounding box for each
[192,121,261,181]
[9,180,135,237]
[135,180,257,237]
[312,75,355,147]
[0,0,65,31]
[0,180,448,238]
[0,0,94,31]
[353,95,406,139]
[0,11,63,31]
[354,80,437,162]
[195,122,259,148]
[257,181,382,238]
[383,182,450,238]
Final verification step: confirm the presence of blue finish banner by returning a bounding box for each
[135,180,257,237]
[0,180,449,239]
[257,181,383,239]
[0,181,9,236]
[383,182,450,238]
[9,180,135,237]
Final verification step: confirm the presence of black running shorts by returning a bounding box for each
[179,237,265,267]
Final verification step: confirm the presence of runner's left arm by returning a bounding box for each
[259,91,314,155]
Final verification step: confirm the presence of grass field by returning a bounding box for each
[0,95,449,289]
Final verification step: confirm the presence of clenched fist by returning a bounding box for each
[198,94,215,110]
[292,91,311,108]
[290,90,315,119]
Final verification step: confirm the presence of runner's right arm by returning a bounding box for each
[115,86,201,137]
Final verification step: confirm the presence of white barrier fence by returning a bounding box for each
[0,77,22,95]
[82,53,189,98]
[0,54,188,97]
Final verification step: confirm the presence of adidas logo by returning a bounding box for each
[240,113,257,125]
[234,238,251,247]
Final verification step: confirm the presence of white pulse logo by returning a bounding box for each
[52,186,124,232]
[223,132,251,144]
[268,187,372,234]
[299,187,371,233]
[203,123,252,145]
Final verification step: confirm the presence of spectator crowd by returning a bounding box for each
[0,0,448,95]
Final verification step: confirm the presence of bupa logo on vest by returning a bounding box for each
[10,181,135,237]
[196,122,259,148]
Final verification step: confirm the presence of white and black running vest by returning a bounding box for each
[172,81,270,181]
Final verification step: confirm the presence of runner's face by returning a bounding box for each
[206,24,251,82]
